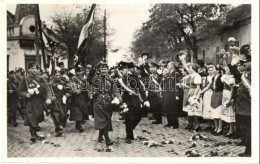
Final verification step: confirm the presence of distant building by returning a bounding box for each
[7,4,68,71]
[197,4,251,65]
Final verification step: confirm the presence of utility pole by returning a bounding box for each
[103,10,107,62]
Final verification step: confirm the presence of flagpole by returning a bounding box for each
[36,4,47,70]
[35,4,40,66]
[103,9,107,62]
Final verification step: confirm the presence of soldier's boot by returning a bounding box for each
[35,123,41,131]
[130,131,135,140]
[104,129,113,146]
[98,130,104,143]
[30,127,37,143]
[55,126,64,137]
[75,121,84,132]
[125,130,132,144]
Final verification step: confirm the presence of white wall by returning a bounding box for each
[197,23,251,64]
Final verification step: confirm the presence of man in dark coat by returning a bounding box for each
[7,71,19,127]
[48,70,67,136]
[119,62,150,144]
[148,62,162,124]
[162,61,183,129]
[69,66,91,132]
[91,62,122,146]
[18,63,52,142]
[233,62,251,157]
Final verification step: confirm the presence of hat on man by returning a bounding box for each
[97,61,108,69]
[75,66,82,73]
[28,62,36,69]
[118,61,128,70]
[151,62,160,69]
[128,62,135,69]
[57,62,65,67]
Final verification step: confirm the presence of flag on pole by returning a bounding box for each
[74,4,96,66]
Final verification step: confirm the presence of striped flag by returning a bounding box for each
[74,4,96,66]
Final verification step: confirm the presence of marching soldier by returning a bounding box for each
[48,70,67,136]
[15,68,25,120]
[118,62,150,144]
[18,63,52,142]
[7,71,19,127]
[69,66,91,132]
[91,62,121,146]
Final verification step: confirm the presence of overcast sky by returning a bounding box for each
[7,4,151,66]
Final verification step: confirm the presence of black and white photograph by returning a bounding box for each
[2,0,259,163]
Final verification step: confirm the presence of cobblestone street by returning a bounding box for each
[7,112,245,157]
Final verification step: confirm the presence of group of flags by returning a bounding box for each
[39,4,96,75]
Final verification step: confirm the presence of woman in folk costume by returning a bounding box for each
[7,71,19,127]
[209,66,224,135]
[219,64,237,137]
[179,53,202,132]
[48,69,68,137]
[199,65,215,131]
[18,63,52,142]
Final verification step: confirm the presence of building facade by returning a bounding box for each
[197,4,251,65]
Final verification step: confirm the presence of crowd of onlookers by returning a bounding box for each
[7,37,251,156]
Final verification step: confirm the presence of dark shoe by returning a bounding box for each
[224,132,235,138]
[126,138,131,144]
[82,120,86,124]
[35,134,45,140]
[130,133,135,140]
[79,128,84,133]
[211,130,217,135]
[98,136,104,143]
[152,120,162,124]
[106,138,114,146]
[214,130,223,136]
[185,125,193,130]
[203,126,212,131]
[35,126,41,132]
[55,127,64,137]
[30,137,36,143]
[164,124,172,127]
[229,134,241,139]
[194,126,202,132]
[235,141,245,146]
[170,126,179,129]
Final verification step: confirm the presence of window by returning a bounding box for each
[20,39,34,49]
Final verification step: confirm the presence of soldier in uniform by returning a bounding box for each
[15,68,25,120]
[91,62,121,146]
[7,71,19,127]
[69,66,91,132]
[18,63,52,142]
[48,69,68,136]
[118,62,150,144]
